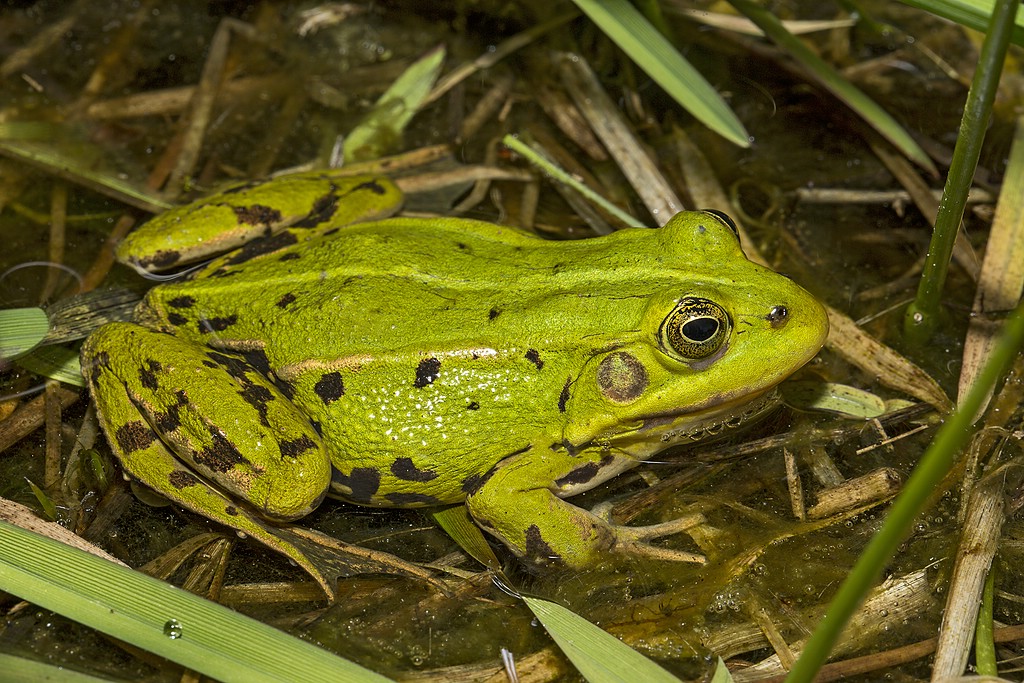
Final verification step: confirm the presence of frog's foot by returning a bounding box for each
[605,519,706,564]
[465,448,705,569]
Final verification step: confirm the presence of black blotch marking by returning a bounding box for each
[202,359,219,369]
[168,470,201,490]
[276,292,297,309]
[274,376,296,400]
[391,457,438,482]
[280,435,317,457]
[461,466,497,495]
[333,467,381,503]
[558,377,572,413]
[225,231,299,266]
[154,392,187,433]
[225,506,239,516]
[206,351,251,381]
[168,296,195,309]
[115,421,155,454]
[193,429,252,473]
[354,178,388,195]
[198,315,238,333]
[139,249,181,270]
[555,462,600,488]
[167,312,188,326]
[385,492,442,506]
[314,372,345,403]
[525,524,561,563]
[525,349,543,370]
[239,383,274,427]
[414,357,441,388]
[139,359,161,390]
[466,400,480,411]
[241,348,272,376]
[292,191,339,228]
[279,252,301,261]
[488,307,500,320]
[233,203,283,226]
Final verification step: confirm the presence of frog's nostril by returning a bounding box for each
[766,305,789,328]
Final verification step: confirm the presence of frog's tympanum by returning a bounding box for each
[82,172,829,589]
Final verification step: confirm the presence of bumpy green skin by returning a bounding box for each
[82,173,829,571]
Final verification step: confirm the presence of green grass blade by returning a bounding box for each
[898,0,1024,46]
[523,595,683,682]
[0,307,49,362]
[0,520,395,683]
[17,343,85,387]
[344,46,446,162]
[570,0,750,148]
[0,652,117,682]
[728,0,937,174]
[785,296,1024,681]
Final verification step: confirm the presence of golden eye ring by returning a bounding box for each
[659,297,731,360]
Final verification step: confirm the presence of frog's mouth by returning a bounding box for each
[611,388,782,461]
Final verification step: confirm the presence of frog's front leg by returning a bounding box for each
[465,446,705,568]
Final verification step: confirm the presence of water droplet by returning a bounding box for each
[163,619,183,639]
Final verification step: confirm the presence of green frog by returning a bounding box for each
[81,171,829,592]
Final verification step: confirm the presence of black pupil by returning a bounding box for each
[682,317,718,342]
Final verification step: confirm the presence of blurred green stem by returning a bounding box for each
[903,0,1018,343]
[786,295,1024,681]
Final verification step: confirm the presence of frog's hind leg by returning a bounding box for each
[82,322,436,599]
[464,447,706,569]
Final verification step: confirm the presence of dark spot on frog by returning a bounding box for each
[555,462,600,487]
[414,358,441,388]
[114,419,155,456]
[276,292,297,309]
[168,296,195,309]
[225,506,239,516]
[461,465,498,495]
[198,315,238,333]
[202,359,218,369]
[139,249,181,270]
[225,231,298,266]
[385,492,442,506]
[155,393,186,432]
[391,457,438,482]
[314,372,345,403]
[557,376,572,413]
[167,312,188,326]
[205,351,251,381]
[524,525,561,564]
[525,349,543,370]
[239,383,274,427]
[280,435,317,457]
[139,360,161,391]
[194,429,252,473]
[466,400,480,411]
[353,178,388,195]
[241,348,272,376]
[292,191,339,228]
[232,203,283,226]
[274,376,296,400]
[456,242,470,252]
[115,421,155,454]
[597,352,649,403]
[488,307,500,320]
[279,252,301,261]
[168,470,201,490]
[332,467,381,503]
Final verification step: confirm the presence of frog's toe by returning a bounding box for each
[612,525,706,564]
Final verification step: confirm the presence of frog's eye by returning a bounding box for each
[659,297,731,360]
[700,209,739,238]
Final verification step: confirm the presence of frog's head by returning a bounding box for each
[560,210,829,458]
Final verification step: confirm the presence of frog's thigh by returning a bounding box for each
[465,449,628,568]
[82,323,330,521]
